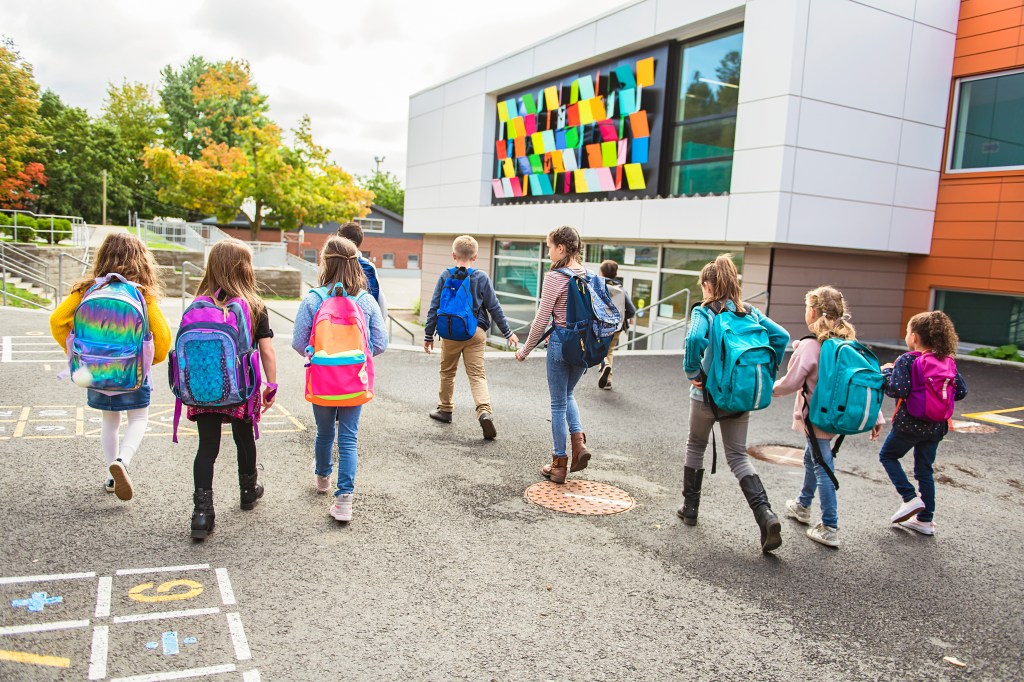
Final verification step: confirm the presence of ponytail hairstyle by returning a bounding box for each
[548,225,583,271]
[699,254,743,311]
[805,285,856,341]
[195,239,265,320]
[908,311,959,359]
[319,236,368,296]
[73,232,162,299]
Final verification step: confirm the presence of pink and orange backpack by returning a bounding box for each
[304,284,375,407]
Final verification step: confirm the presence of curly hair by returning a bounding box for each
[805,285,856,341]
[908,311,959,359]
[548,225,583,271]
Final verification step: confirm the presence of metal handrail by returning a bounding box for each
[57,251,91,302]
[0,241,50,279]
[388,314,418,345]
[633,287,692,317]
[618,317,690,350]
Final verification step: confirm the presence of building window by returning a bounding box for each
[935,290,1024,347]
[407,254,419,269]
[669,27,743,196]
[659,248,743,319]
[491,240,549,338]
[381,253,395,268]
[357,218,385,233]
[303,249,317,262]
[949,68,1024,172]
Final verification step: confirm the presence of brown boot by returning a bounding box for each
[570,432,591,472]
[541,456,568,484]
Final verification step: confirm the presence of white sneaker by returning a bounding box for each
[108,459,133,501]
[784,499,811,525]
[329,493,353,522]
[104,478,115,493]
[899,516,935,536]
[806,522,841,548]
[890,496,926,523]
[315,475,331,494]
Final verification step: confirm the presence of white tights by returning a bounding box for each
[101,409,148,466]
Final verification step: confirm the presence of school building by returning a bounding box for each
[405,0,1021,348]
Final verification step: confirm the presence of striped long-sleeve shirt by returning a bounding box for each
[519,265,587,356]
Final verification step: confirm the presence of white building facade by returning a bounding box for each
[405,0,960,344]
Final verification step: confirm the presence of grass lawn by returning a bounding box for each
[2,282,51,308]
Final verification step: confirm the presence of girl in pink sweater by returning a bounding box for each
[772,286,883,548]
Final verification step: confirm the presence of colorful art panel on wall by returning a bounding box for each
[490,45,668,204]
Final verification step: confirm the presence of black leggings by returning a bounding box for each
[193,414,257,490]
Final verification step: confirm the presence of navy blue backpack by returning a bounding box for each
[436,268,477,341]
[543,269,621,368]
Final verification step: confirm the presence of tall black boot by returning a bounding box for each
[239,472,264,510]
[190,489,215,540]
[676,467,705,526]
[739,474,782,553]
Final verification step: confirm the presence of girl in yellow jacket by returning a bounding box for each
[50,232,170,501]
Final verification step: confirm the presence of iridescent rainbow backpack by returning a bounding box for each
[65,273,153,394]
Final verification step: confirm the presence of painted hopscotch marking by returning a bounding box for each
[226,612,251,661]
[0,336,66,363]
[128,579,204,604]
[145,631,199,656]
[112,607,221,624]
[215,568,236,606]
[95,576,113,618]
[0,619,90,636]
[0,571,96,585]
[962,406,1024,430]
[116,564,209,576]
[89,625,108,680]
[11,591,62,612]
[0,647,71,668]
[110,663,237,682]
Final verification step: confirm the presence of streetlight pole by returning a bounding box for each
[101,170,107,225]
[373,155,385,174]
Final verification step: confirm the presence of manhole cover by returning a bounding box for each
[525,480,635,515]
[951,420,998,434]
[747,445,803,467]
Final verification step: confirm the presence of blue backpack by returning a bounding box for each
[359,257,380,301]
[436,268,477,341]
[545,269,621,368]
[702,304,779,414]
[800,336,884,490]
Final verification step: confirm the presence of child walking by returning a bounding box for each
[292,236,388,522]
[49,232,170,501]
[424,235,519,439]
[879,311,967,536]
[184,240,277,540]
[680,254,790,553]
[515,226,593,483]
[596,260,636,390]
[772,286,883,548]
[337,221,388,320]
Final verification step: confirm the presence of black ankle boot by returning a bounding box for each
[739,474,782,553]
[190,489,215,540]
[676,467,705,526]
[239,472,264,510]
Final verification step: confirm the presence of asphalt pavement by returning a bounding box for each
[1,304,1022,681]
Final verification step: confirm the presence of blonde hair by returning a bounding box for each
[699,254,743,311]
[195,239,265,319]
[806,285,856,341]
[908,311,959,359]
[452,235,478,260]
[319,236,368,296]
[548,225,583,271]
[73,232,162,299]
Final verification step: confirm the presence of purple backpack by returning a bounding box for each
[168,294,261,442]
[906,351,957,422]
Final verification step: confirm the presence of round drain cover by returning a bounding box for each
[525,480,635,515]
[747,444,804,467]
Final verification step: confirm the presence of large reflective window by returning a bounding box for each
[950,69,1024,171]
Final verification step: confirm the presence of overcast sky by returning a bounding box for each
[1,0,630,182]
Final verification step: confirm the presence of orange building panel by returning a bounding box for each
[932,220,998,240]
[959,0,1022,21]
[937,183,1003,203]
[956,7,1023,40]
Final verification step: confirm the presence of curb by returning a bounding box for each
[867,341,1024,369]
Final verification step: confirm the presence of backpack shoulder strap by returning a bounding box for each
[310,286,330,303]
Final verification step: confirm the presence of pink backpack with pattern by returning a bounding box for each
[906,351,957,422]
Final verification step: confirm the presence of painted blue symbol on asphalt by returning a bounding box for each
[145,631,198,655]
[11,592,62,613]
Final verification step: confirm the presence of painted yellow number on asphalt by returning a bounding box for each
[128,579,204,603]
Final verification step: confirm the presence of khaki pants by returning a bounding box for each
[437,328,491,416]
[605,330,622,371]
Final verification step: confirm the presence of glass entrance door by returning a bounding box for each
[621,273,654,351]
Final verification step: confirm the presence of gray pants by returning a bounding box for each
[685,397,757,480]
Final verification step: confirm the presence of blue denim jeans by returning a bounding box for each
[312,404,363,496]
[878,430,940,522]
[546,332,586,457]
[799,437,838,528]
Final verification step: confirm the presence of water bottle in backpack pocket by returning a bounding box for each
[436,268,477,341]
[906,351,957,422]
[807,338,884,435]
[304,285,375,407]
[702,305,778,413]
[64,274,153,393]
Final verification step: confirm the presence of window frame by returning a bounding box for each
[946,66,1024,174]
[357,218,386,233]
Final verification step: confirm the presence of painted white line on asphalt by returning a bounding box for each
[1,337,10,363]
[242,670,262,681]
[0,571,96,585]
[563,493,632,507]
[112,607,220,623]
[88,625,108,680]
[95,576,112,618]
[216,567,236,605]
[226,612,252,661]
[0,619,90,636]
[116,564,210,575]
[110,664,237,682]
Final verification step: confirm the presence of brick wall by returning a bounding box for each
[299,232,423,269]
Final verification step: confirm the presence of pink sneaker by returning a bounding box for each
[899,516,935,536]
[315,475,330,494]
[329,493,353,522]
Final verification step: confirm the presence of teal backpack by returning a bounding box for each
[702,304,779,414]
[801,336,884,490]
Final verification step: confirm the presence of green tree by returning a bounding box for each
[359,169,404,216]
[101,80,169,219]
[158,55,211,159]
[0,39,46,208]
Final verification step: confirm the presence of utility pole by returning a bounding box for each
[373,155,386,174]
[101,170,107,225]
